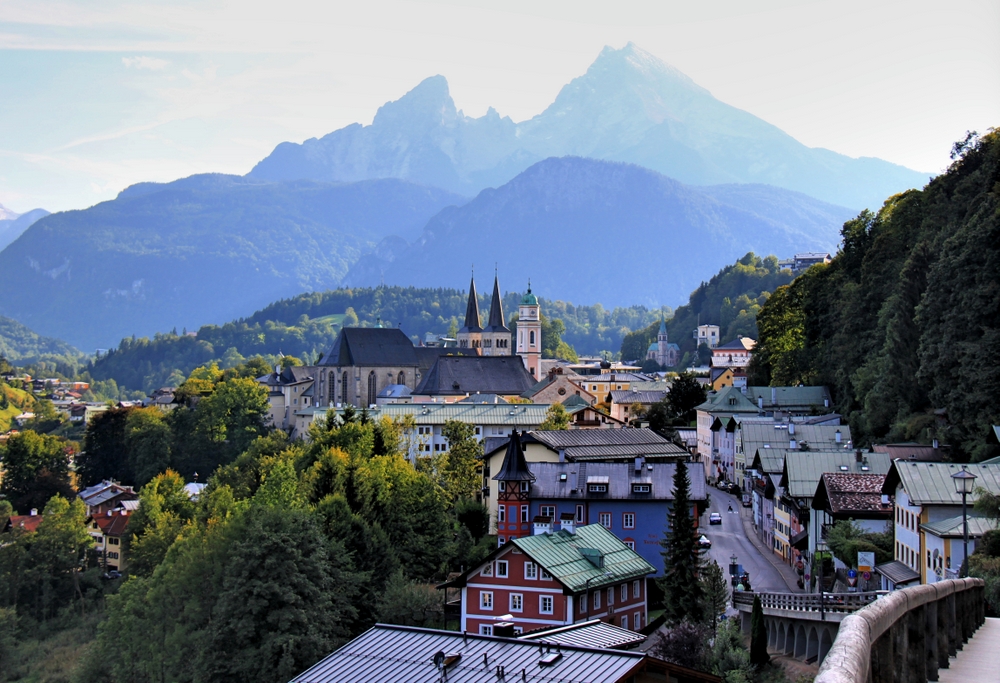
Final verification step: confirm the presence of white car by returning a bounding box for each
[698,535,712,548]
[709,512,723,525]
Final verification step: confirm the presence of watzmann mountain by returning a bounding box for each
[249,43,927,210]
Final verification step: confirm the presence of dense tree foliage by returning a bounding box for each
[659,460,703,625]
[0,431,76,513]
[621,253,792,364]
[749,131,1000,460]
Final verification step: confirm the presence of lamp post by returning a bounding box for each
[952,467,977,578]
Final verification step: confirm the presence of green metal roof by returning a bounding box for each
[780,451,892,498]
[884,461,1000,506]
[694,385,760,414]
[739,422,851,455]
[921,515,999,539]
[514,524,656,593]
[744,385,831,409]
[750,449,786,475]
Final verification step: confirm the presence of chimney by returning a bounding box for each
[824,398,830,408]
[634,456,643,473]
[559,512,576,535]
[29,508,38,516]
[532,517,552,536]
[558,449,566,463]
[758,397,764,410]
[789,439,797,450]
[855,449,863,463]
[788,422,795,435]
[835,429,842,444]
[933,439,939,449]
[771,387,777,405]
[494,616,516,638]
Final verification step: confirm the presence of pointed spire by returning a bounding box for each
[460,272,482,333]
[493,430,534,482]
[486,272,508,331]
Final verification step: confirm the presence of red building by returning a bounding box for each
[441,521,656,636]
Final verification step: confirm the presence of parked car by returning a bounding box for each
[698,535,712,548]
[728,483,741,495]
[709,512,723,525]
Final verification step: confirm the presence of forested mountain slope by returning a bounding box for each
[0,315,82,364]
[0,175,466,351]
[749,131,1000,461]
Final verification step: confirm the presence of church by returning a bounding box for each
[646,320,680,368]
[457,273,542,380]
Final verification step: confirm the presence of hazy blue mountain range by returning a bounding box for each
[0,175,466,351]
[343,156,857,307]
[0,314,82,363]
[0,205,49,251]
[249,43,927,210]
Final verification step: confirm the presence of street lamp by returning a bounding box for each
[584,571,613,621]
[952,467,977,578]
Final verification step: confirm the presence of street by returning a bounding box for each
[698,487,790,595]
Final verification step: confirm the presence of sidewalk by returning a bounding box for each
[737,504,803,593]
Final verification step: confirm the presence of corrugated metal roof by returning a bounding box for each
[514,525,656,594]
[744,385,831,410]
[519,620,646,650]
[740,422,851,455]
[921,515,999,538]
[529,461,707,502]
[781,451,892,498]
[608,390,668,404]
[380,403,551,426]
[290,624,650,683]
[886,461,1000,505]
[530,430,673,449]
[874,561,920,585]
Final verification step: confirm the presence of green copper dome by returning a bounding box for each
[521,281,537,306]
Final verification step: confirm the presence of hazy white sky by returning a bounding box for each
[1,0,997,213]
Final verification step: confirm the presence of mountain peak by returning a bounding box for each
[0,204,20,221]
[372,74,458,129]
[588,42,702,93]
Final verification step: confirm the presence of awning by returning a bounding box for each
[875,561,920,586]
[790,529,809,551]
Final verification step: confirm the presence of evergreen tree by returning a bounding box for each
[659,460,703,624]
[750,595,769,667]
[700,560,730,628]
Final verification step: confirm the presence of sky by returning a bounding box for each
[0,0,997,213]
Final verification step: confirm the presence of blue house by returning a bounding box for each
[526,459,708,575]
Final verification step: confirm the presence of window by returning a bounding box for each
[341,371,349,404]
[621,584,628,602]
[540,568,551,580]
[576,505,585,523]
[540,505,555,519]
[521,505,530,523]
[621,615,629,630]
[525,562,537,580]
[624,540,635,551]
[481,563,493,577]
[579,593,587,613]
[589,484,607,493]
[496,561,508,577]
[599,513,611,529]
[634,611,642,629]
[108,537,120,546]
[520,481,529,492]
[481,591,493,610]
[498,481,506,492]
[498,536,505,546]
[480,625,493,635]
[540,595,554,615]
[593,591,601,609]
[632,484,651,493]
[510,593,523,612]
[607,587,614,605]
[529,331,535,345]
[397,371,405,385]
[623,513,635,529]
[498,506,506,523]
[633,580,640,598]
[367,371,377,407]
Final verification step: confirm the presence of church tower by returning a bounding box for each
[657,319,668,367]
[456,274,482,352]
[517,281,542,379]
[492,430,534,543]
[481,273,512,356]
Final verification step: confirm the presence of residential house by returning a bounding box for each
[873,442,952,462]
[882,460,1000,584]
[577,373,651,399]
[87,509,131,572]
[482,429,690,524]
[521,367,596,406]
[709,366,746,391]
[778,451,891,575]
[743,386,833,416]
[77,480,138,517]
[710,337,755,368]
[607,390,668,424]
[735,419,849,491]
[257,365,315,436]
[440,522,655,635]
[526,460,707,574]
[747,449,785,554]
[921,515,998,582]
[790,252,832,273]
[694,324,720,349]
[517,618,647,650]
[3,510,44,534]
[695,386,760,473]
[563,395,628,429]
[413,355,536,402]
[811,473,893,579]
[290,623,720,683]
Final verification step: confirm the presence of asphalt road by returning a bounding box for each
[698,487,789,595]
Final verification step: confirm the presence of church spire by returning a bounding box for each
[460,273,482,333]
[485,272,508,332]
[493,429,534,483]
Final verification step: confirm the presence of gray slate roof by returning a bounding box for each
[529,461,707,502]
[608,390,668,405]
[290,624,653,683]
[320,327,421,368]
[414,355,537,396]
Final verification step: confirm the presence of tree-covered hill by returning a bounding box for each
[88,286,663,393]
[749,131,1000,461]
[0,315,82,364]
[0,175,466,351]
[620,253,794,366]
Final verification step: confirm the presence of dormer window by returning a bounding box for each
[632,484,651,493]
[588,484,607,493]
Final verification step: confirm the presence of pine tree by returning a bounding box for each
[659,460,704,624]
[750,594,770,667]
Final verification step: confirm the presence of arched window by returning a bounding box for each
[529,330,536,346]
[367,371,377,407]
[341,371,349,405]
[397,371,405,385]
[326,370,335,404]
